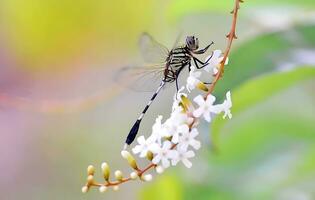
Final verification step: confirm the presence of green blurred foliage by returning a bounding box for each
[168,0,315,21]
[212,67,315,150]
[0,0,155,71]
[140,175,183,200]
[214,25,315,99]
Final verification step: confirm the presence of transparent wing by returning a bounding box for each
[114,63,167,92]
[139,33,169,63]
[113,33,171,92]
[172,32,183,49]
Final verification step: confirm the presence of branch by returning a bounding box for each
[206,0,243,97]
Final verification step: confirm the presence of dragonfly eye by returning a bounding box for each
[186,36,198,50]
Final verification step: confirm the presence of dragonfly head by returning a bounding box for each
[186,36,199,51]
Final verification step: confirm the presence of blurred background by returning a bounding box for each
[0,0,315,199]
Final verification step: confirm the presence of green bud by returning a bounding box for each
[121,150,138,170]
[101,162,110,181]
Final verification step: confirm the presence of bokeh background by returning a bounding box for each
[0,0,315,200]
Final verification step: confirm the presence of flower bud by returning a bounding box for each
[121,150,138,170]
[146,151,153,161]
[197,82,208,92]
[99,186,107,193]
[130,172,138,180]
[81,186,89,193]
[141,174,153,182]
[101,162,110,181]
[180,95,192,112]
[87,175,94,185]
[114,170,123,181]
[113,185,119,191]
[87,165,95,175]
[155,166,164,174]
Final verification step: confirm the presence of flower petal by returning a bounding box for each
[182,158,192,168]
[206,94,216,105]
[178,143,189,151]
[193,95,205,106]
[139,150,148,158]
[152,155,161,164]
[211,104,223,114]
[167,150,179,159]
[203,112,211,122]
[137,136,145,144]
[171,158,179,166]
[186,150,195,158]
[190,140,201,150]
[132,145,142,154]
[212,50,222,59]
[163,141,172,150]
[193,108,204,118]
[190,128,199,137]
[162,158,170,168]
[149,143,160,153]
[171,133,179,144]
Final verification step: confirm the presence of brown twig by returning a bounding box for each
[84,0,243,191]
[206,0,242,97]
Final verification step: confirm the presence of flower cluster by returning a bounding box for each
[132,50,231,170]
[81,49,233,193]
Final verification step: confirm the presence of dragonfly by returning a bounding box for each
[124,33,214,147]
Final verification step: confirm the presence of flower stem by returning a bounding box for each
[205,0,243,97]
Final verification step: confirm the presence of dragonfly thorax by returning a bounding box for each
[164,46,192,82]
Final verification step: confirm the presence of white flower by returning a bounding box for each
[170,106,192,125]
[171,124,189,144]
[178,128,201,151]
[186,66,202,92]
[151,141,178,168]
[151,115,164,144]
[171,147,195,168]
[221,91,232,119]
[161,118,181,139]
[132,135,159,158]
[160,105,191,138]
[193,95,222,122]
[204,50,229,74]
[161,113,191,142]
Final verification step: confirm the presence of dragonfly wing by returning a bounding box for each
[139,33,169,63]
[172,32,183,49]
[114,63,167,92]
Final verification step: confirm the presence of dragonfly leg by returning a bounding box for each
[193,42,214,54]
[193,57,199,69]
[176,78,179,93]
[193,57,209,69]
[205,50,214,63]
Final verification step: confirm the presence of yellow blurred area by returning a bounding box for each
[1,0,156,71]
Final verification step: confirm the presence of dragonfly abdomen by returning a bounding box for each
[125,81,166,146]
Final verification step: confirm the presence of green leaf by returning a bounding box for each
[211,67,315,150]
